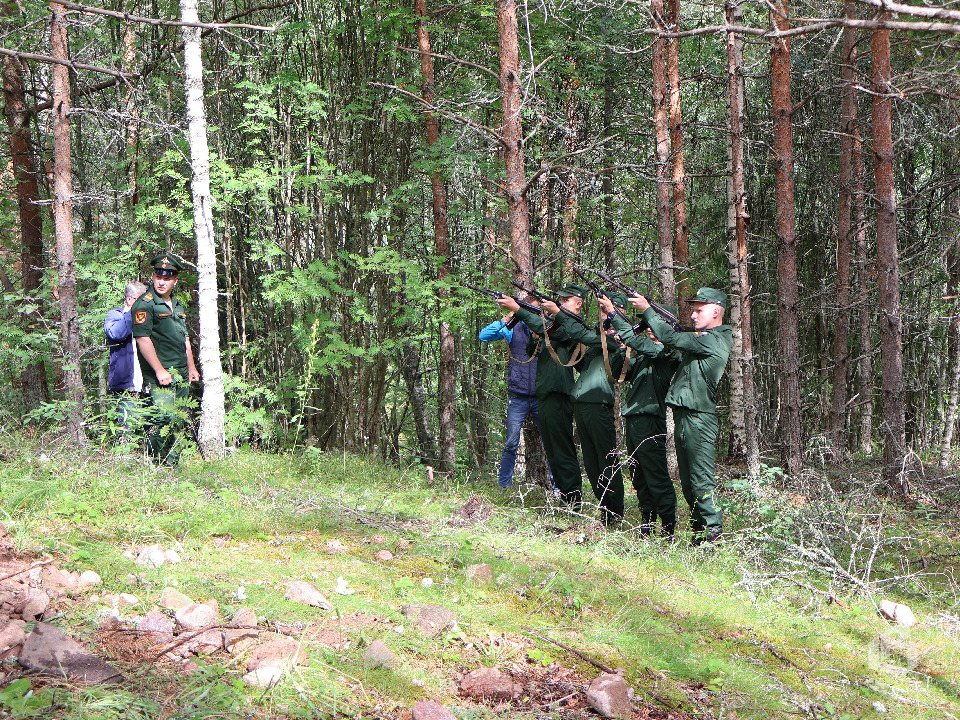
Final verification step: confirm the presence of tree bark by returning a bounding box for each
[181,0,226,459]
[50,2,86,444]
[770,0,802,478]
[1,41,50,411]
[870,14,907,492]
[831,0,859,454]
[651,0,674,301]
[415,0,457,474]
[725,0,759,479]
[666,0,688,308]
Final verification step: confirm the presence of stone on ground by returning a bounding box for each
[586,673,633,719]
[19,622,122,684]
[242,666,284,688]
[284,580,333,609]
[0,621,26,651]
[879,600,916,628]
[247,638,308,672]
[459,667,520,700]
[465,563,492,585]
[20,588,50,621]
[400,604,457,637]
[158,587,193,611]
[363,639,397,669]
[411,699,457,720]
[374,550,394,562]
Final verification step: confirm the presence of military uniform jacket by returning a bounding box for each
[611,316,680,417]
[131,284,189,386]
[643,309,732,413]
[516,307,576,398]
[554,312,624,405]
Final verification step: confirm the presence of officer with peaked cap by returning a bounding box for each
[131,253,199,465]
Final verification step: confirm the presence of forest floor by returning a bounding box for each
[0,435,959,720]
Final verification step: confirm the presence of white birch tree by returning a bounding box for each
[180,0,225,458]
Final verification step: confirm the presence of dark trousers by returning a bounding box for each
[138,379,190,466]
[672,407,723,530]
[625,414,677,521]
[538,392,581,504]
[110,390,143,435]
[573,401,624,518]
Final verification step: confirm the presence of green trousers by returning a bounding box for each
[625,414,676,522]
[672,407,722,531]
[573,401,624,519]
[140,379,190,466]
[538,392,581,504]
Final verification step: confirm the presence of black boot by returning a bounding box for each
[659,515,676,538]
[601,506,624,528]
[640,510,654,538]
[690,520,706,546]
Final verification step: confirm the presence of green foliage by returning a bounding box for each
[0,679,52,717]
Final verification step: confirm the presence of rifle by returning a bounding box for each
[461,282,541,328]
[591,269,686,333]
[510,282,597,334]
[572,267,632,324]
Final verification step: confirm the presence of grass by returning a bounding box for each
[1,437,959,719]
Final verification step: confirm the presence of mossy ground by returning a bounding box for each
[0,437,958,719]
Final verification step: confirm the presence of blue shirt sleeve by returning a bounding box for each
[104,308,132,341]
[479,319,512,343]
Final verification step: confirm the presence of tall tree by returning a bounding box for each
[415,0,456,474]
[651,0,674,302]
[666,0,688,304]
[870,11,906,492]
[770,0,802,477]
[50,1,85,444]
[1,34,50,411]
[725,0,758,479]
[181,0,226,459]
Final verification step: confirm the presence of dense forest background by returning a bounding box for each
[2,0,959,487]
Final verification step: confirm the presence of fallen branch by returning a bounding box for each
[520,626,616,675]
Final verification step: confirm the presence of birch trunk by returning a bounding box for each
[181,0,225,459]
[50,2,86,445]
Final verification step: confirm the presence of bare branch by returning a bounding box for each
[0,47,132,78]
[50,0,274,30]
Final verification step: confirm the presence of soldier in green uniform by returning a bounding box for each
[600,294,681,537]
[629,288,732,545]
[131,253,200,465]
[496,285,585,507]
[542,291,628,526]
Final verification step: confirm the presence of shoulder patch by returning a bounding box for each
[135,311,147,324]
[143,293,153,301]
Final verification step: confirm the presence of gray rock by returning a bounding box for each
[137,612,174,645]
[19,623,122,684]
[459,667,520,700]
[242,666,284,688]
[175,603,218,631]
[78,571,102,589]
[363,639,397,669]
[21,589,50,621]
[465,563,493,585]
[284,581,333,609]
[879,600,916,628]
[158,587,193,611]
[135,545,167,568]
[586,673,633,719]
[41,567,79,596]
[225,608,258,652]
[0,621,26,651]
[374,550,394,562]
[247,638,308,672]
[400,604,457,637]
[411,700,457,720]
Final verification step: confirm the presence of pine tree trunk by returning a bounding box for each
[181,0,226,459]
[870,15,907,493]
[770,0,802,478]
[667,0,687,307]
[651,0,674,299]
[50,2,86,445]
[725,0,758,479]
[831,0,859,455]
[415,0,457,475]
[2,48,50,411]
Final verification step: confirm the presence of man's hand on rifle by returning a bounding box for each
[629,295,651,313]
[496,296,520,313]
[598,295,615,315]
[541,299,560,316]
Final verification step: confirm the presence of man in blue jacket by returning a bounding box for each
[479,306,543,488]
[104,280,147,434]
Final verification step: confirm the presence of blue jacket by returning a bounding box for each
[479,319,537,396]
[104,307,138,392]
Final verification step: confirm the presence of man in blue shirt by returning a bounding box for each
[479,309,544,488]
[104,281,146,435]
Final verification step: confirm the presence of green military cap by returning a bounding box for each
[687,287,727,309]
[149,253,184,277]
[608,291,628,309]
[556,283,587,299]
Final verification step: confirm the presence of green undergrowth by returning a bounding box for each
[0,440,959,719]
